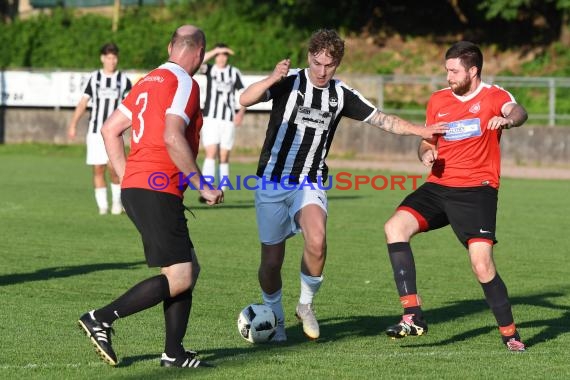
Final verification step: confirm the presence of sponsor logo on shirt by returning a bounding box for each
[294,106,332,130]
[443,118,482,141]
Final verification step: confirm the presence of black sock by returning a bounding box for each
[388,242,422,318]
[163,288,193,358]
[480,273,514,328]
[94,274,170,324]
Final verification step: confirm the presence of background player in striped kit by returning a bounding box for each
[240,29,447,342]
[67,43,132,215]
[198,43,246,196]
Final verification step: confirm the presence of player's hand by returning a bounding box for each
[271,58,290,83]
[487,116,513,130]
[217,47,234,56]
[234,111,244,127]
[419,122,448,140]
[421,149,438,167]
[199,188,224,205]
[67,124,76,141]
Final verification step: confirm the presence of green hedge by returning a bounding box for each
[0,4,307,71]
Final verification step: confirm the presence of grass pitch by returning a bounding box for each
[0,144,568,379]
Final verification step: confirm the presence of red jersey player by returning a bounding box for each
[382,41,528,352]
[78,25,222,369]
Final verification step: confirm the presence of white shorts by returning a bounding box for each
[86,132,109,165]
[255,179,328,245]
[200,117,235,150]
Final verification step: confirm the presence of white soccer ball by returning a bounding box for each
[237,303,277,343]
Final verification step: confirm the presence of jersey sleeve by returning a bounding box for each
[83,77,94,98]
[267,75,296,102]
[124,77,132,98]
[425,95,436,126]
[493,86,517,116]
[339,85,376,122]
[234,68,245,91]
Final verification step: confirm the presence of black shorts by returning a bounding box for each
[122,188,194,267]
[398,182,498,248]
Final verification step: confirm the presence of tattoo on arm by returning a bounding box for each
[368,110,413,135]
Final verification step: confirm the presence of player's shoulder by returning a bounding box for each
[431,87,453,97]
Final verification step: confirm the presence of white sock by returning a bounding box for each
[110,183,121,206]
[202,158,216,183]
[299,272,323,305]
[219,163,229,192]
[94,187,108,211]
[262,289,285,327]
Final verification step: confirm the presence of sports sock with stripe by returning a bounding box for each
[388,242,423,318]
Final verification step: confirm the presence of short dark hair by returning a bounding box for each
[308,29,345,65]
[100,42,119,56]
[445,41,483,78]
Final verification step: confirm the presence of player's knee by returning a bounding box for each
[304,235,326,259]
[384,217,405,240]
[471,262,495,282]
[163,266,192,296]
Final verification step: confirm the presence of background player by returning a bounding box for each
[383,41,528,352]
[68,42,132,215]
[198,43,246,196]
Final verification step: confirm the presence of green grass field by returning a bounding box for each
[0,144,569,379]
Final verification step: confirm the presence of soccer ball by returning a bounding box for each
[237,303,277,343]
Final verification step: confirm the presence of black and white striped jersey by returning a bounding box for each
[257,68,376,183]
[201,64,245,122]
[83,70,132,134]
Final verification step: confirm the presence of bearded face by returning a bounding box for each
[449,74,472,96]
[445,58,476,96]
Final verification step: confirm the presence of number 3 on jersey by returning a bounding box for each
[132,92,148,143]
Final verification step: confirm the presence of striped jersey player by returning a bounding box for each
[67,43,132,215]
[239,29,446,343]
[198,43,246,195]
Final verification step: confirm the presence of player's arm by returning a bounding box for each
[366,110,448,140]
[202,46,234,63]
[488,103,528,130]
[239,58,290,107]
[101,109,131,181]
[163,115,223,205]
[67,96,89,140]
[234,104,246,127]
[418,138,438,167]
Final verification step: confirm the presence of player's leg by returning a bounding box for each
[200,118,220,202]
[86,132,110,214]
[450,186,524,351]
[219,148,231,193]
[92,164,108,214]
[289,188,327,339]
[259,242,287,342]
[383,210,427,338]
[107,161,122,215]
[468,242,524,351]
[159,256,211,367]
[219,121,236,193]
[255,185,292,342]
[383,183,446,338]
